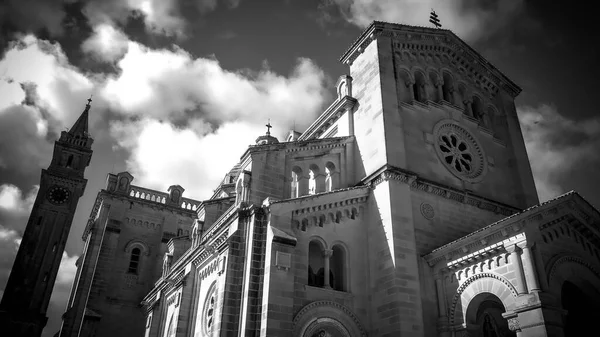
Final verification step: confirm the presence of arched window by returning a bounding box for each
[331,245,346,291]
[324,162,336,192]
[308,164,320,195]
[428,72,440,102]
[128,248,141,274]
[484,107,495,130]
[308,241,324,287]
[308,171,316,195]
[413,71,427,103]
[442,72,454,104]
[472,96,484,122]
[291,166,302,198]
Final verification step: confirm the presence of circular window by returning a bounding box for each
[433,120,487,183]
[201,282,217,336]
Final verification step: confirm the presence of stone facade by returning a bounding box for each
[64,22,600,337]
[59,172,200,337]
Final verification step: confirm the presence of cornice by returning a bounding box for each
[365,165,519,216]
[297,96,358,141]
[425,191,596,266]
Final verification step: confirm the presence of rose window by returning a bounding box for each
[439,133,473,173]
[433,120,487,183]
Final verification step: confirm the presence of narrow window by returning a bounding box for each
[66,154,74,168]
[472,96,484,122]
[308,241,324,287]
[413,71,427,103]
[308,170,316,195]
[128,248,141,274]
[331,245,346,291]
[442,72,454,104]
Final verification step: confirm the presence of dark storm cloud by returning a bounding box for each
[0,0,67,37]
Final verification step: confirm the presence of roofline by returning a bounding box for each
[339,21,521,96]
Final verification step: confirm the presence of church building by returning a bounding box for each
[60,21,600,337]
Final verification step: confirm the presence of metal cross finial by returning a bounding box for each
[429,9,442,28]
[86,94,93,107]
[266,119,272,136]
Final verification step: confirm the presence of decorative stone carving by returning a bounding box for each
[433,119,487,183]
[421,203,435,220]
[202,282,217,336]
[507,317,521,332]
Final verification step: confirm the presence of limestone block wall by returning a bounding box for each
[349,35,388,179]
[372,33,537,209]
[263,193,370,336]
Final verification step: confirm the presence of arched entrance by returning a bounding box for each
[561,281,600,336]
[464,293,516,337]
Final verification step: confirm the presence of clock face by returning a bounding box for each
[47,186,70,205]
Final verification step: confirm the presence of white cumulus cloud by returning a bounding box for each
[82,23,130,62]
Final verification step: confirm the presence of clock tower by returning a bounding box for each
[0,99,94,337]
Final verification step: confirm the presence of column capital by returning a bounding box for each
[322,249,333,258]
[516,240,534,249]
[504,243,518,253]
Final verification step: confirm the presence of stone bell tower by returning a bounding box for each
[0,99,94,337]
[339,22,539,335]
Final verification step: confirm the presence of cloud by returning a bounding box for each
[0,35,94,125]
[321,0,526,42]
[81,23,129,62]
[0,184,38,215]
[101,40,329,123]
[44,252,79,337]
[101,36,330,200]
[82,0,243,38]
[111,119,265,199]
[0,0,66,37]
[518,104,600,202]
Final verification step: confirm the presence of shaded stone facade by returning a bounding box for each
[64,22,600,337]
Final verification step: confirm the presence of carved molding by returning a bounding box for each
[547,255,600,286]
[293,300,367,337]
[369,167,517,218]
[449,273,518,326]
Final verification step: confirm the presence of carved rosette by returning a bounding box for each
[507,317,521,332]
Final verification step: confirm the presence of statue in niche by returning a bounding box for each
[171,189,181,202]
[482,315,498,337]
[118,177,128,190]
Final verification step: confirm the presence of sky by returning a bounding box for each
[0,0,598,336]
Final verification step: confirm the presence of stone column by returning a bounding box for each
[517,242,541,293]
[407,81,415,101]
[436,80,444,102]
[323,249,333,289]
[435,271,451,337]
[435,277,447,318]
[506,245,527,295]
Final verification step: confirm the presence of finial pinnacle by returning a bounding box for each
[266,119,272,136]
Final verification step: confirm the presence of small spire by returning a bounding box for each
[265,119,272,136]
[68,96,93,139]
